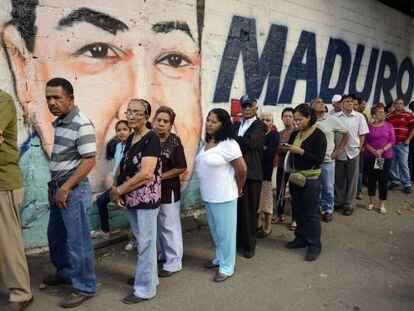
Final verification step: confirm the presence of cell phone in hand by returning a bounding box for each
[281,143,290,147]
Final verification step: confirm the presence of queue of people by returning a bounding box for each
[1,78,414,310]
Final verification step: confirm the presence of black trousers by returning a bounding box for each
[365,157,392,201]
[289,179,322,254]
[237,180,262,252]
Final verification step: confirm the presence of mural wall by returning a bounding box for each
[0,0,413,248]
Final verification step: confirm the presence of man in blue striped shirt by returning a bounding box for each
[42,78,97,308]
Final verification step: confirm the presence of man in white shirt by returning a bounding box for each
[334,94,369,215]
[311,98,349,222]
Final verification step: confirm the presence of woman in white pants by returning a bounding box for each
[153,106,187,277]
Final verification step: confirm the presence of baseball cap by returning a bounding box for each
[331,94,342,103]
[240,94,257,105]
[341,93,356,101]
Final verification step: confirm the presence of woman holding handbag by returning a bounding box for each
[283,104,327,262]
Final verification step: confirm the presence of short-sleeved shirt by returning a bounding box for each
[334,110,369,160]
[50,106,96,181]
[315,113,348,162]
[160,133,187,204]
[0,90,23,190]
[386,111,414,143]
[118,131,161,209]
[195,139,242,203]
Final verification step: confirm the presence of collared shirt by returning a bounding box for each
[50,106,96,181]
[315,113,348,162]
[0,90,23,190]
[334,110,369,160]
[238,116,257,137]
[386,110,414,143]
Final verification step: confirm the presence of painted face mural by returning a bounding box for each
[2,0,201,192]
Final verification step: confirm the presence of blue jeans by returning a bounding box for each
[204,199,237,277]
[47,180,96,295]
[318,162,335,213]
[390,144,411,187]
[129,208,159,299]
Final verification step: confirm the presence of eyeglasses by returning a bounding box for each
[124,110,146,118]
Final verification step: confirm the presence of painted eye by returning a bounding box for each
[156,53,191,68]
[75,43,120,58]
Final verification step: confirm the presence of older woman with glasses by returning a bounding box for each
[153,106,187,277]
[110,99,161,304]
[363,105,395,214]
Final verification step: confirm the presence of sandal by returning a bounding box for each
[272,214,285,224]
[256,229,272,239]
[366,204,374,211]
[379,207,387,214]
[289,221,297,231]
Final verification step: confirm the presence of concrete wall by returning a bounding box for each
[0,0,413,249]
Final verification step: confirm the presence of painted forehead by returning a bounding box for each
[36,0,199,41]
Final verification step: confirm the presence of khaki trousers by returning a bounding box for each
[0,188,32,302]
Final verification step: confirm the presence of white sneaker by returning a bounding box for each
[366,204,374,211]
[91,230,111,240]
[125,237,137,251]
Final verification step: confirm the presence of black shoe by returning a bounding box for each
[305,252,319,261]
[343,209,354,216]
[122,293,147,304]
[323,212,333,222]
[203,261,219,269]
[243,249,255,259]
[42,274,71,286]
[213,272,230,282]
[388,183,399,190]
[158,269,177,278]
[126,277,135,286]
[404,186,412,194]
[285,240,307,249]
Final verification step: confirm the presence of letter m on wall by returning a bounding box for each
[213,16,287,105]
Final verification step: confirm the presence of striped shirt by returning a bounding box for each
[385,111,414,143]
[49,106,96,180]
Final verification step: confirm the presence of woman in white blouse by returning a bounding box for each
[196,108,247,282]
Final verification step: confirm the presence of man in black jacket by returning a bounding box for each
[233,95,267,258]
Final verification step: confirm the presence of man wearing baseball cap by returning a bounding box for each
[329,94,343,116]
[233,94,267,258]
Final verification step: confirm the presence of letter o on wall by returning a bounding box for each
[396,57,414,104]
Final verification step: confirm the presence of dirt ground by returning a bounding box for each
[1,188,413,311]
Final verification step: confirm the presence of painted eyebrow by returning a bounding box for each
[57,7,128,35]
[152,21,194,41]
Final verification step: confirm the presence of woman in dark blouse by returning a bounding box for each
[283,104,327,262]
[153,106,187,278]
[110,98,161,304]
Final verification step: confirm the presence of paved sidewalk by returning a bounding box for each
[1,188,413,311]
